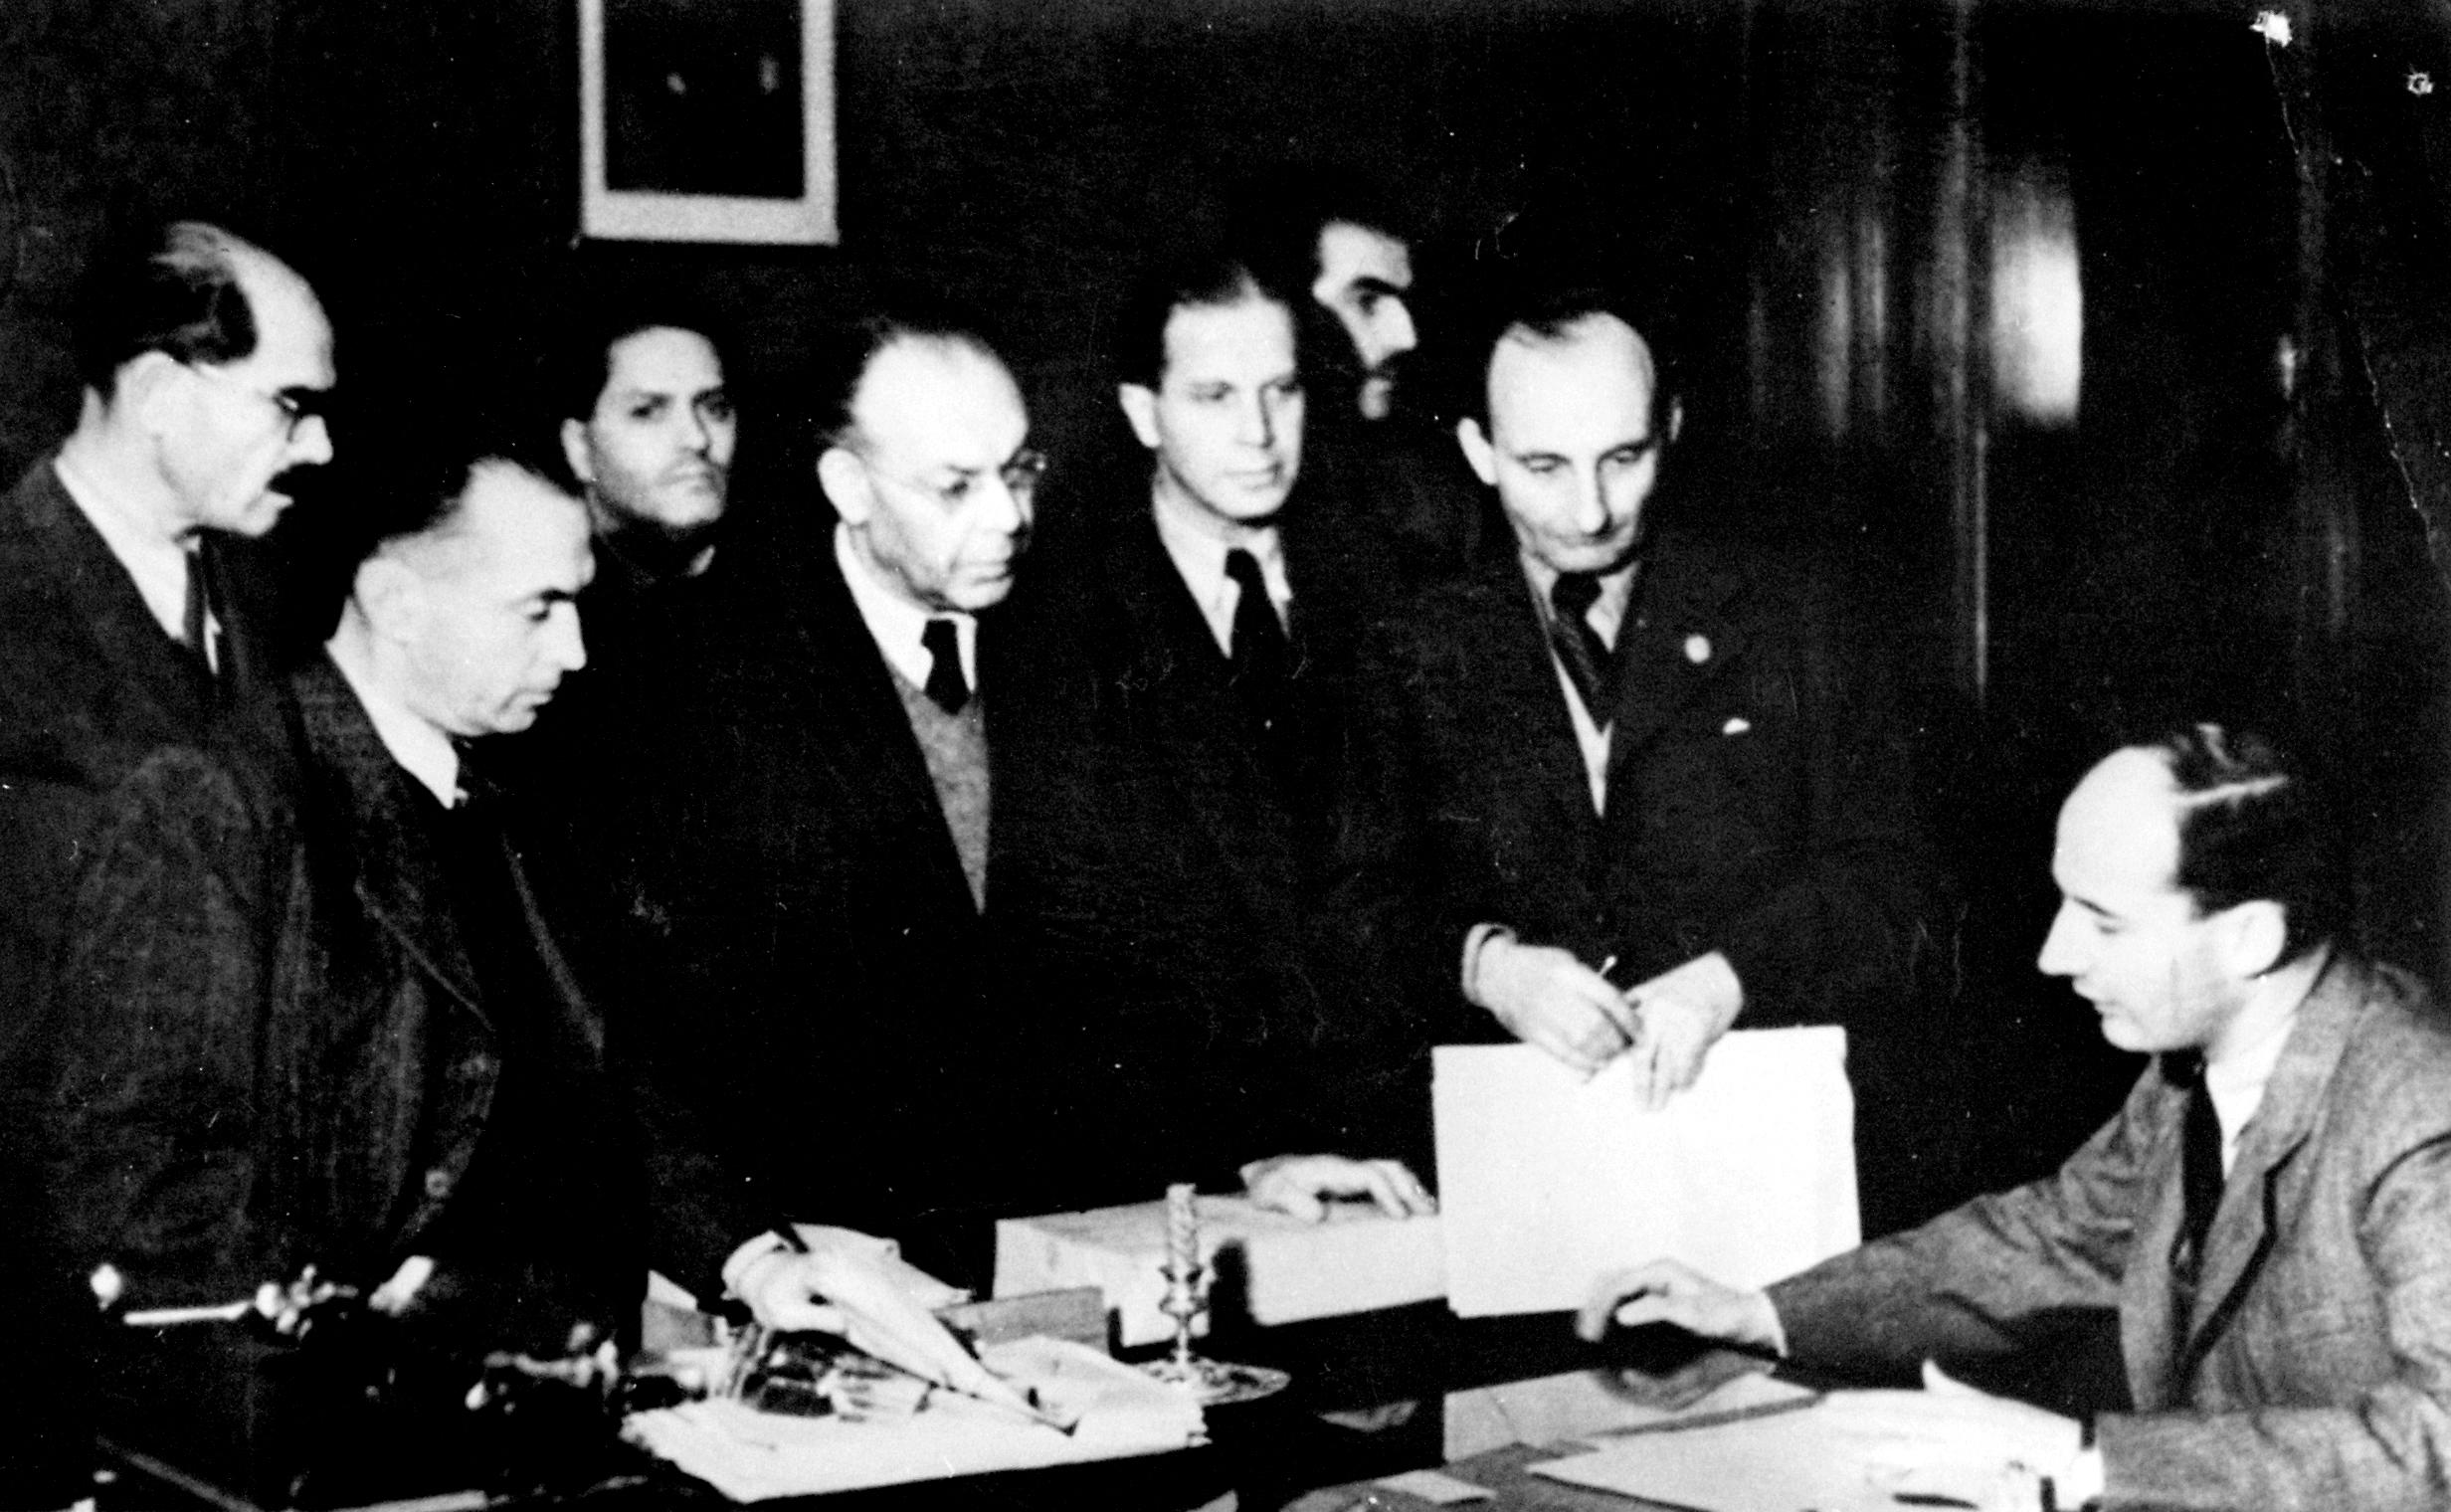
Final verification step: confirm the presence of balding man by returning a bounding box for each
[1332,275,1946,1215]
[1582,726,2451,1512]
[0,220,336,1052]
[31,437,847,1501]
[0,219,334,1501]
[616,298,1050,1281]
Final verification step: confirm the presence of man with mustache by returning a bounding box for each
[30,437,860,1501]
[0,219,334,1501]
[0,219,336,1056]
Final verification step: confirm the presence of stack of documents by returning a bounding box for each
[625,1335,1204,1500]
[993,1194,1445,1347]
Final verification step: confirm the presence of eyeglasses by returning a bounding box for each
[183,360,330,440]
[858,447,1047,511]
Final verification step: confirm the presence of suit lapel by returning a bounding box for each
[2125,953,2362,1406]
[1469,558,1603,844]
[792,548,983,917]
[1604,538,1751,779]
[2172,956,2360,1387]
[294,658,485,1024]
[17,460,210,725]
[1109,518,1301,911]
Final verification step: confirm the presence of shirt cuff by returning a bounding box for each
[2051,1444,2105,1510]
[1461,922,1516,1006]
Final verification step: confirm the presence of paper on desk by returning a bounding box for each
[624,1335,1203,1500]
[1434,1028,1858,1317]
[1443,1365,1816,1461]
[1529,1403,1902,1512]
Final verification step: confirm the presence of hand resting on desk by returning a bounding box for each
[1577,1256,1784,1354]
[1239,1154,1437,1223]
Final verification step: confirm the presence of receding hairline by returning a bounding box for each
[371,457,581,579]
[843,329,1019,440]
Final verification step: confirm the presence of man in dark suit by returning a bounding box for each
[33,442,848,1501]
[1581,725,2451,1512]
[0,219,335,1502]
[1333,276,1944,1201]
[0,219,336,1055]
[1001,250,1431,1218]
[610,301,1053,1283]
[497,306,744,973]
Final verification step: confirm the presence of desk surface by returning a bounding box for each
[1284,1442,1688,1512]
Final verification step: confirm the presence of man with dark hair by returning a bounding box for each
[0,219,335,1501]
[0,219,336,1051]
[1226,167,1489,577]
[1580,726,2451,1512]
[609,298,1054,1280]
[1331,273,1945,1215]
[500,305,747,982]
[999,249,1431,1219]
[30,442,847,1502]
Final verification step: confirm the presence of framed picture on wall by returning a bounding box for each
[578,0,838,245]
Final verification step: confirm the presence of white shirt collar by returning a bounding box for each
[2202,964,2314,1175]
[52,452,196,649]
[835,523,978,693]
[1149,485,1288,659]
[325,641,460,809]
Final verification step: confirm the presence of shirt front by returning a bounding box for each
[835,523,979,692]
[1514,553,1640,814]
[52,454,217,666]
[1151,488,1292,658]
[2204,974,2304,1176]
[328,643,460,809]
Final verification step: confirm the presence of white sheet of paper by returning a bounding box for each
[625,1335,1203,1501]
[1530,1405,1903,1512]
[1433,1028,1860,1317]
[1443,1366,1818,1461]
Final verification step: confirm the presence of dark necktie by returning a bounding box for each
[2167,1051,2224,1313]
[1226,548,1291,711]
[182,545,218,679]
[1548,571,1614,721]
[921,618,969,714]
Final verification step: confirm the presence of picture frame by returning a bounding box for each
[578,0,838,245]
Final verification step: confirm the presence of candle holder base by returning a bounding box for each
[1140,1355,1291,1406]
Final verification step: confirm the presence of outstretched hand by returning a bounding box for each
[1242,1154,1437,1223]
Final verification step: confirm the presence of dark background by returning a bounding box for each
[6,0,2451,1202]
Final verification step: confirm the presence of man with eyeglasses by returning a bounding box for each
[995,248,1433,1222]
[0,221,334,1502]
[607,296,1057,1285]
[1329,274,1946,1217]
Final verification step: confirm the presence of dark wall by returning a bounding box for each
[8,0,2446,1188]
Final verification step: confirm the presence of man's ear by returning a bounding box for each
[118,352,189,434]
[1455,416,1498,487]
[2219,898,2290,980]
[1666,397,1685,447]
[351,553,428,645]
[816,446,873,526]
[1117,384,1162,452]
[558,419,596,488]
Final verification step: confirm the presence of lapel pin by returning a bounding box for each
[1722,717,1752,736]
[1684,634,1712,664]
